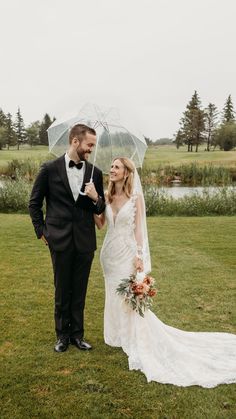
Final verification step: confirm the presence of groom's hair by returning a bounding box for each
[69,124,96,144]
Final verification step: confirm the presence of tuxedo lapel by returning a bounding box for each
[56,155,74,201]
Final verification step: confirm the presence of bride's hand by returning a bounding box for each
[135,257,144,272]
[94,213,105,229]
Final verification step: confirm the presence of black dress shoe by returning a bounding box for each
[70,337,92,350]
[54,337,69,353]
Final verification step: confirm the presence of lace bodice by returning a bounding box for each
[100,197,138,281]
[101,195,151,276]
[106,197,136,234]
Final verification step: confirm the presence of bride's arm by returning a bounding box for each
[94,191,107,229]
[134,194,144,272]
[94,212,106,229]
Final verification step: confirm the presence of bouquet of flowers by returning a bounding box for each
[116,272,157,317]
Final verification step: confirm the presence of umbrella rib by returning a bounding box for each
[47,105,147,171]
[47,121,79,149]
[123,128,145,167]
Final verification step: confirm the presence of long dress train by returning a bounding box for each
[100,196,236,388]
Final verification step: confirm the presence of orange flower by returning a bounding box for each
[143,276,151,285]
[117,272,156,317]
[132,283,144,295]
[142,283,150,294]
[143,275,154,286]
[148,289,157,297]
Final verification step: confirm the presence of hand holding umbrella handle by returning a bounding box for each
[79,177,93,196]
[80,139,96,195]
[80,179,98,203]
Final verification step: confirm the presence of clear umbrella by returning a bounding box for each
[47,103,148,175]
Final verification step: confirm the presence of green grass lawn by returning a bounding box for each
[143,145,236,169]
[0,144,236,171]
[1,215,236,418]
[0,146,51,169]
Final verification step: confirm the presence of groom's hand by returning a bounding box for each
[41,235,48,246]
[84,182,98,202]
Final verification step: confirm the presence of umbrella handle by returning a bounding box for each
[79,178,93,196]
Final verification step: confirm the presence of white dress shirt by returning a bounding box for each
[65,153,85,201]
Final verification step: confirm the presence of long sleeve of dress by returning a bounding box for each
[134,194,151,272]
[134,194,144,257]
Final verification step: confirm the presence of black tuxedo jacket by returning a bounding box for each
[29,155,105,252]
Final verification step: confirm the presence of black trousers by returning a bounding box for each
[50,243,94,339]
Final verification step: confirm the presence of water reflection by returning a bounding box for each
[0,179,235,200]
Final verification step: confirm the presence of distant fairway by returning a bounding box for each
[0,146,51,169]
[143,145,236,169]
[0,144,235,172]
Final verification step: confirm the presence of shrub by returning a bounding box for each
[5,157,51,180]
[1,178,235,216]
[0,179,31,212]
[141,163,232,186]
[144,186,236,216]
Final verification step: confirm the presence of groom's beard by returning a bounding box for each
[76,149,92,161]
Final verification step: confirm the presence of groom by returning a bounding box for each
[29,124,105,352]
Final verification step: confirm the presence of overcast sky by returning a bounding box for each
[1,0,236,139]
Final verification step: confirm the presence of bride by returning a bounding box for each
[94,157,236,388]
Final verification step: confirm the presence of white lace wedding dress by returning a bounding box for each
[100,196,236,388]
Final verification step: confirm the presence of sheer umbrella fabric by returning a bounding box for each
[47,104,147,174]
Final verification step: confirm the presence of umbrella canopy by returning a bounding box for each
[47,103,147,174]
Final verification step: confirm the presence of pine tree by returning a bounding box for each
[0,108,7,127]
[26,121,40,146]
[5,113,16,149]
[15,107,26,149]
[204,103,218,151]
[180,91,205,152]
[0,126,7,149]
[39,113,54,145]
[173,129,184,149]
[222,95,235,123]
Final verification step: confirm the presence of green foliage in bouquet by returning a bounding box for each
[116,273,157,317]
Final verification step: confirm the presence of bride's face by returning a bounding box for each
[110,159,126,183]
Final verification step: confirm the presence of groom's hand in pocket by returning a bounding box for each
[41,235,48,246]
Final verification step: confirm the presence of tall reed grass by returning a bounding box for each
[2,157,52,180]
[1,159,234,186]
[0,179,31,212]
[141,163,233,186]
[144,186,236,216]
[0,179,235,216]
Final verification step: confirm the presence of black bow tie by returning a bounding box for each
[69,160,83,170]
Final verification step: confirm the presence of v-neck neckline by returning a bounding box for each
[108,198,131,226]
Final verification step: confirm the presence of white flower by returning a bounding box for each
[136,271,146,283]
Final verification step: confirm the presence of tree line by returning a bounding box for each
[1,95,236,152]
[0,108,55,150]
[174,92,236,151]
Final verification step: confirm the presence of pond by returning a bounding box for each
[0,179,235,200]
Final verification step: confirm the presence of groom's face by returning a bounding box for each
[75,133,96,161]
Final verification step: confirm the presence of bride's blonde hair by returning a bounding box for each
[107,157,135,203]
